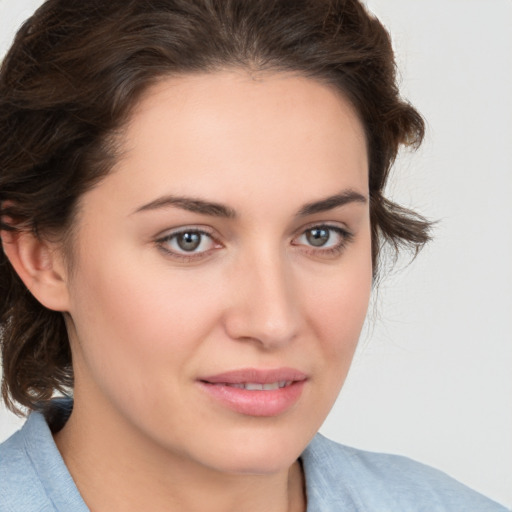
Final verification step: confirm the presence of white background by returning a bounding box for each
[1,0,511,508]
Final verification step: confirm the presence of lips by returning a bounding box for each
[198,368,307,417]
[221,381,292,390]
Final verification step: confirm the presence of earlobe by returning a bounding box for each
[1,229,70,312]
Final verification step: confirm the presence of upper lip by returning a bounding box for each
[199,368,308,385]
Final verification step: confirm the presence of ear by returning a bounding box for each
[1,229,70,312]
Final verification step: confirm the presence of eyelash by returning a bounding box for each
[155,224,354,262]
[156,227,220,262]
[292,224,354,258]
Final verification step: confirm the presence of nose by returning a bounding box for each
[223,249,301,350]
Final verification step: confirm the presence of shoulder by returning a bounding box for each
[301,434,508,512]
[0,402,86,512]
[0,417,54,512]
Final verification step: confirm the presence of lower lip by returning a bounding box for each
[198,380,306,417]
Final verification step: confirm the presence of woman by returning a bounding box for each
[0,1,507,511]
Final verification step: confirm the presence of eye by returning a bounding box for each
[156,228,220,259]
[293,224,353,255]
[305,227,332,247]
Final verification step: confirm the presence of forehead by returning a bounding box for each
[90,71,369,216]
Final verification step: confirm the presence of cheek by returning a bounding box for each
[291,248,372,430]
[305,250,372,358]
[321,279,370,347]
[66,248,227,387]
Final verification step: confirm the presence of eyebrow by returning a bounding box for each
[133,195,237,218]
[296,190,367,216]
[133,189,367,218]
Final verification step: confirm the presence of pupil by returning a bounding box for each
[177,232,201,251]
[307,228,330,247]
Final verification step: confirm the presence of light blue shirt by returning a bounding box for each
[0,405,508,511]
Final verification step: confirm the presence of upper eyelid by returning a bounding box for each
[155,228,220,261]
[155,225,216,241]
[154,222,352,240]
[294,226,352,240]
[292,221,352,238]
[293,226,354,258]
[154,226,220,255]
[154,224,352,263]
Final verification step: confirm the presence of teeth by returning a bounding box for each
[224,381,292,390]
[245,383,265,390]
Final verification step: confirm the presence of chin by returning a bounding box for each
[194,424,313,475]
[214,452,298,476]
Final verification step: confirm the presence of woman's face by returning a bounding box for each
[62,71,372,474]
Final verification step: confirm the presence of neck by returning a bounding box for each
[53,397,306,512]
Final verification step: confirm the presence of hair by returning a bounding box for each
[0,0,431,414]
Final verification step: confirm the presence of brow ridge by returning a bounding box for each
[297,190,367,216]
[134,189,366,218]
[134,195,237,218]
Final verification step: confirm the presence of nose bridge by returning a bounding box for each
[225,241,300,348]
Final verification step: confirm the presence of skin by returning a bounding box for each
[3,70,372,511]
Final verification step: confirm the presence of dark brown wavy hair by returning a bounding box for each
[0,0,431,414]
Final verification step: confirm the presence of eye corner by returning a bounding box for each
[154,226,223,262]
[291,223,354,258]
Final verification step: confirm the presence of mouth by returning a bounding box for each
[197,368,307,417]
[215,381,293,390]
